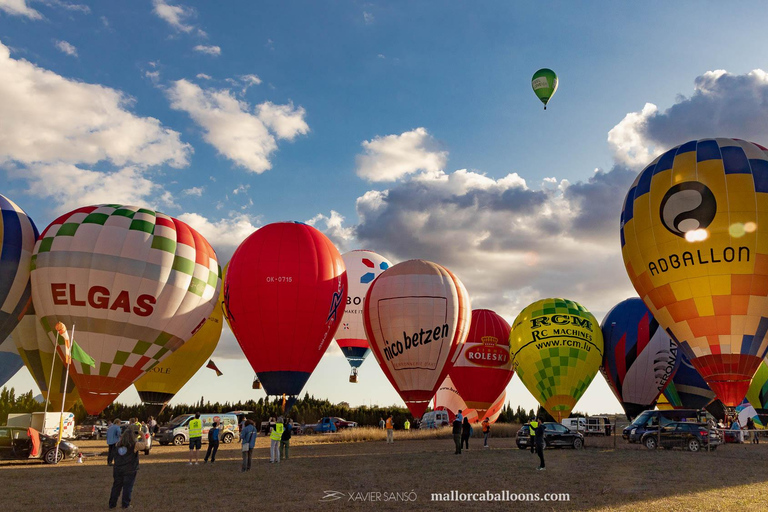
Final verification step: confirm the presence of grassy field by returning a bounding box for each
[1,428,767,511]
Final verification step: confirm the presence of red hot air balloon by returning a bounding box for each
[363,259,471,418]
[450,309,514,418]
[224,222,347,397]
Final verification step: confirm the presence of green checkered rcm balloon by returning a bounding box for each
[509,298,603,422]
[531,68,558,110]
[30,205,221,415]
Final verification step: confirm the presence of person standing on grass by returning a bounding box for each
[529,417,539,454]
[280,417,292,460]
[404,418,410,431]
[452,417,462,454]
[269,416,284,463]
[107,418,121,466]
[456,409,463,423]
[204,421,220,464]
[461,417,472,450]
[534,417,545,470]
[109,425,147,509]
[241,419,257,472]
[385,414,394,444]
[379,417,385,429]
[188,412,203,465]
[482,418,491,448]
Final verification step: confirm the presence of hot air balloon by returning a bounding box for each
[531,68,558,110]
[336,250,391,382]
[134,282,224,409]
[510,298,603,422]
[433,375,478,423]
[481,390,506,424]
[662,351,716,410]
[10,305,79,410]
[364,259,471,418]
[600,298,679,420]
[621,138,768,407]
[0,194,38,387]
[746,361,768,414]
[225,222,347,400]
[450,309,513,418]
[30,205,221,414]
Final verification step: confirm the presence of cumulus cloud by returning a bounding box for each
[42,0,89,13]
[55,40,77,57]
[152,0,204,36]
[196,73,211,80]
[0,41,191,168]
[193,44,221,56]
[176,211,260,262]
[356,127,448,182]
[182,186,203,196]
[166,79,308,173]
[306,210,355,253]
[0,0,41,19]
[609,69,768,168]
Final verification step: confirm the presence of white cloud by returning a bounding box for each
[182,186,203,196]
[152,0,203,35]
[608,69,768,169]
[232,184,249,195]
[306,210,355,252]
[363,11,374,24]
[166,79,308,173]
[176,212,260,262]
[196,73,212,80]
[193,44,221,56]
[55,40,78,57]
[0,40,191,168]
[42,0,89,13]
[356,127,448,182]
[0,0,41,19]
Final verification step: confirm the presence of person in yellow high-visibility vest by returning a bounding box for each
[188,412,203,465]
[529,418,538,454]
[404,419,410,431]
[269,416,285,463]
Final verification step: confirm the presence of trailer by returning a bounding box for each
[7,412,76,439]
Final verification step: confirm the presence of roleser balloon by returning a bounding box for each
[31,205,221,414]
[364,259,471,418]
[224,222,347,398]
[621,138,768,406]
[0,194,39,387]
[600,298,679,420]
[510,298,604,423]
[450,309,513,418]
[10,304,79,411]
[662,351,716,410]
[335,250,391,382]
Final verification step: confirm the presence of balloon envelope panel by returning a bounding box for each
[621,138,768,406]
[336,250,391,369]
[31,205,220,414]
[600,298,679,420]
[746,361,768,412]
[510,298,603,422]
[662,351,716,410]
[0,338,23,388]
[450,309,513,417]
[364,259,471,418]
[225,222,347,397]
[433,375,477,423]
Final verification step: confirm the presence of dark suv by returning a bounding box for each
[641,422,721,452]
[516,422,584,449]
[623,409,705,443]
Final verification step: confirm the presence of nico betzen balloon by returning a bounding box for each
[364,259,471,418]
[600,298,679,420]
[531,68,558,110]
[621,138,768,406]
[11,304,79,411]
[510,298,603,422]
[134,280,224,406]
[0,194,39,387]
[30,205,221,414]
[335,250,391,382]
[224,222,347,397]
[450,309,514,418]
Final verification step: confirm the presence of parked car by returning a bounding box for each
[640,422,721,452]
[516,422,585,449]
[156,413,239,446]
[0,426,79,464]
[623,409,704,443]
[76,418,110,440]
[330,417,358,430]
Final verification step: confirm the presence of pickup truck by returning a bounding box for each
[304,417,338,435]
[76,418,110,440]
[330,417,358,430]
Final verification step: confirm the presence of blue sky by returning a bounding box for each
[3,0,768,415]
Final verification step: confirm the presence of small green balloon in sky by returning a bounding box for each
[531,68,558,110]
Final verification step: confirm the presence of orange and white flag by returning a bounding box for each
[55,322,71,365]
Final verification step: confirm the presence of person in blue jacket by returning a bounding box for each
[240,419,257,472]
[204,421,220,463]
[106,418,122,466]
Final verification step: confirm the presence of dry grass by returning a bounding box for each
[297,423,523,444]
[1,430,767,511]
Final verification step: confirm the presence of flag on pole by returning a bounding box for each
[71,340,95,367]
[206,359,223,376]
[54,322,95,367]
[54,322,71,365]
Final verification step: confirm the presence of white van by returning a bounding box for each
[7,412,75,439]
[156,413,239,446]
[420,410,450,429]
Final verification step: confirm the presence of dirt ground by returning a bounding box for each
[1,432,766,511]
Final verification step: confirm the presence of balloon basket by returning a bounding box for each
[252,378,262,390]
[349,374,358,383]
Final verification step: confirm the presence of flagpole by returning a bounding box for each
[43,331,61,435]
[55,324,75,465]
